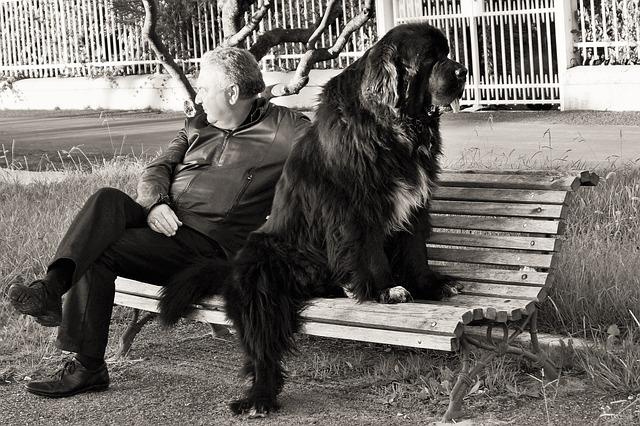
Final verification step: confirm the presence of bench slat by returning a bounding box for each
[300,323,457,352]
[431,215,563,235]
[431,266,550,286]
[427,232,559,252]
[428,247,555,268]
[116,278,163,297]
[459,281,545,301]
[433,187,569,205]
[114,279,465,337]
[439,171,581,191]
[114,288,458,351]
[303,299,465,337]
[431,200,566,219]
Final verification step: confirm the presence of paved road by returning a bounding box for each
[0,111,184,168]
[1,109,639,170]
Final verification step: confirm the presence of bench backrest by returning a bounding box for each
[427,170,599,324]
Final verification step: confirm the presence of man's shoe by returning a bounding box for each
[26,359,109,398]
[8,280,62,327]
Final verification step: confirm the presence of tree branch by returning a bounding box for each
[224,0,273,48]
[272,0,375,97]
[249,0,342,61]
[219,0,255,41]
[250,28,314,61]
[141,0,197,105]
[306,0,341,49]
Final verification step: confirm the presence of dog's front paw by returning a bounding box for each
[442,281,464,298]
[378,286,413,304]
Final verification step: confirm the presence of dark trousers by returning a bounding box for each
[52,188,224,358]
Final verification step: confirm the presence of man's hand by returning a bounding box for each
[148,204,183,237]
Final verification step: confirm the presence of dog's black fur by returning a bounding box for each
[159,23,467,416]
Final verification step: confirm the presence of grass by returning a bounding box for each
[0,158,143,377]
[543,167,640,335]
[1,145,639,418]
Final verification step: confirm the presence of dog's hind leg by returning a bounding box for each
[229,356,285,417]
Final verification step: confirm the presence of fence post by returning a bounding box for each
[555,0,578,111]
[461,0,483,109]
[375,0,395,38]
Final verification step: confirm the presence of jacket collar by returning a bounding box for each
[239,97,270,128]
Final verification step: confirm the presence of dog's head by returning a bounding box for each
[360,23,467,118]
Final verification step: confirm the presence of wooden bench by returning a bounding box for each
[113,169,598,421]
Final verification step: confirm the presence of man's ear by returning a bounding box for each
[227,84,240,105]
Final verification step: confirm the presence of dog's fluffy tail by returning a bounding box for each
[158,257,232,327]
[224,233,321,365]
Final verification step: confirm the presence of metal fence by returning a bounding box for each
[1,0,638,106]
[0,0,376,78]
[395,0,561,107]
[575,0,639,65]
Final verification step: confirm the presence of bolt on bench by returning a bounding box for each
[113,169,599,421]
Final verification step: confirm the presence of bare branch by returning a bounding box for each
[224,0,273,48]
[250,28,314,61]
[249,0,342,61]
[306,0,341,49]
[219,0,255,41]
[141,0,197,103]
[272,0,375,97]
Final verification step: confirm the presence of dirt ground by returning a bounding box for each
[1,318,630,426]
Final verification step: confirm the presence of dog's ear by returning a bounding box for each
[361,43,399,109]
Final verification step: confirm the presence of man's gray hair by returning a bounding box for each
[200,47,265,98]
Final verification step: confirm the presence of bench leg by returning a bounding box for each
[443,310,559,422]
[528,309,559,381]
[443,338,472,421]
[443,337,500,422]
[113,309,155,359]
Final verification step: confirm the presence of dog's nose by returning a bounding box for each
[455,67,467,80]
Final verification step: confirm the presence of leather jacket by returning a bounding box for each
[136,98,310,257]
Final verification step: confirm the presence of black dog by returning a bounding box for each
[159,23,467,417]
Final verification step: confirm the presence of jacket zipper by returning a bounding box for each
[226,169,254,216]
[171,172,200,207]
[216,132,231,166]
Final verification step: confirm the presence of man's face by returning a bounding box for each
[195,65,232,126]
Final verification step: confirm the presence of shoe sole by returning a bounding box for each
[34,314,62,327]
[26,383,109,398]
[9,285,61,327]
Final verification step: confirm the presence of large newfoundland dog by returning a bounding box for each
[161,23,466,416]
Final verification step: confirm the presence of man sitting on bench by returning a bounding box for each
[8,47,310,398]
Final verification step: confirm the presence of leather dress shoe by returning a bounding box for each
[26,358,109,398]
[8,280,62,327]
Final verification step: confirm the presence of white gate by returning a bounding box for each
[394,0,561,107]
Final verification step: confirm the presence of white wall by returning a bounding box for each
[2,67,640,111]
[562,66,640,111]
[0,70,341,112]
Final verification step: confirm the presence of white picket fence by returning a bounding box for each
[0,0,375,78]
[394,0,560,106]
[1,0,638,106]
